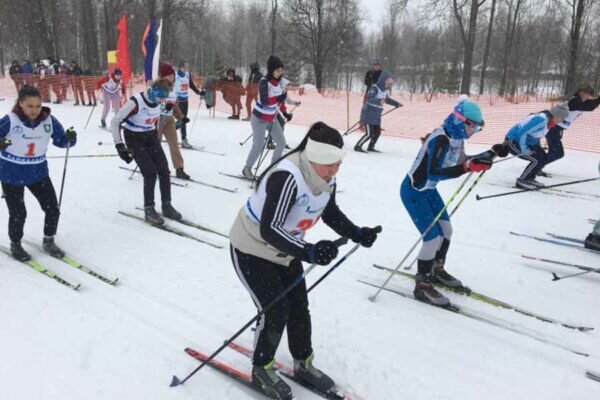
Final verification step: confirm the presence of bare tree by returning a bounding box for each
[498,0,523,96]
[452,0,487,94]
[379,0,407,70]
[563,0,592,94]
[479,0,496,94]
[270,0,278,55]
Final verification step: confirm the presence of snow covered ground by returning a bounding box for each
[0,99,599,400]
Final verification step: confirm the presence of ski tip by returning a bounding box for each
[551,273,560,281]
[475,194,481,200]
[170,375,182,387]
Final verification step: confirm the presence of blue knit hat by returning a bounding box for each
[443,95,483,140]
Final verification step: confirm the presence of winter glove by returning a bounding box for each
[352,225,383,248]
[65,127,77,143]
[395,103,403,108]
[276,92,287,102]
[306,240,339,266]
[115,143,133,164]
[294,101,301,106]
[491,141,510,158]
[199,89,206,98]
[463,157,492,172]
[283,112,293,122]
[182,117,190,124]
[0,138,12,151]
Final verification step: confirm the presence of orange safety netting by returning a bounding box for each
[3,74,599,153]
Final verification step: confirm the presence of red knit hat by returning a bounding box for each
[159,62,175,78]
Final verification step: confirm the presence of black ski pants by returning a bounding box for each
[2,177,60,243]
[124,129,171,207]
[177,100,189,140]
[355,124,382,150]
[230,245,313,366]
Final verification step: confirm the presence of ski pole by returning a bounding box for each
[402,170,488,270]
[129,165,138,180]
[551,266,600,282]
[170,237,352,387]
[239,132,253,146]
[369,172,474,302]
[48,154,118,159]
[476,177,600,201]
[84,104,96,130]
[58,133,73,210]
[343,107,400,136]
[189,97,203,135]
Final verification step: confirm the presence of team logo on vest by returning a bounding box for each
[140,107,149,115]
[44,124,51,133]
[12,126,23,135]
[296,194,309,207]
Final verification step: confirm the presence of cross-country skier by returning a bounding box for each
[585,219,600,251]
[110,79,182,225]
[175,60,203,149]
[538,84,600,178]
[241,55,290,179]
[157,62,191,180]
[505,102,570,189]
[229,122,382,399]
[97,68,126,128]
[401,95,503,307]
[354,69,401,153]
[0,85,77,261]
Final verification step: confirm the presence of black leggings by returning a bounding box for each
[2,177,60,243]
[124,130,171,207]
[355,124,382,149]
[178,100,189,140]
[230,245,313,366]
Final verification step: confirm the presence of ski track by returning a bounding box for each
[0,99,599,399]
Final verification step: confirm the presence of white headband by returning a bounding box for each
[305,138,345,164]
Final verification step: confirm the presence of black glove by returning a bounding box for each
[115,143,133,164]
[491,141,510,158]
[352,225,383,248]
[283,112,293,122]
[182,117,190,124]
[395,103,402,108]
[306,240,339,266]
[199,89,206,98]
[0,138,12,151]
[276,92,287,102]
[65,127,77,143]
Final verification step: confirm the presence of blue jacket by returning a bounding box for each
[360,70,400,126]
[0,106,75,186]
[21,62,34,74]
[505,112,549,154]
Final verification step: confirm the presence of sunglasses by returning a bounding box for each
[452,111,485,132]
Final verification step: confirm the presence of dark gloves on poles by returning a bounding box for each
[199,89,206,98]
[283,112,293,122]
[276,92,287,102]
[306,240,339,266]
[175,117,190,130]
[115,143,133,164]
[0,138,12,151]
[351,225,383,248]
[65,127,77,143]
[491,141,510,158]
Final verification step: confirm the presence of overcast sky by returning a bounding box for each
[359,0,388,33]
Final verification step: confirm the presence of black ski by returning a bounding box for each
[118,166,187,188]
[219,172,256,182]
[134,207,228,238]
[587,370,600,383]
[521,255,600,274]
[227,342,352,400]
[546,232,584,245]
[357,279,589,357]
[183,145,225,157]
[484,182,592,201]
[118,211,223,249]
[372,264,593,332]
[509,231,599,255]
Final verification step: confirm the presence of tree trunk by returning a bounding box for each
[564,0,586,95]
[82,0,99,71]
[499,0,522,96]
[479,0,496,94]
[270,0,278,55]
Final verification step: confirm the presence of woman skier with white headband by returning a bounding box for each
[229,121,382,399]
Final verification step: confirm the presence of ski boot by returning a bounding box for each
[162,202,182,221]
[181,139,192,149]
[100,119,106,128]
[354,145,367,153]
[144,206,165,225]
[175,168,191,180]
[293,353,335,393]
[10,241,31,262]
[252,361,294,400]
[367,146,381,153]
[414,273,450,307]
[43,236,65,259]
[584,233,600,251]
[242,166,254,180]
[537,170,552,178]
[515,178,544,190]
[432,265,464,290]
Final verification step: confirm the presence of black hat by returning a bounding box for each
[267,55,284,75]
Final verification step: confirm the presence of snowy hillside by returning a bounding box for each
[1,99,599,400]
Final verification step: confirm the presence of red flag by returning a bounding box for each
[116,14,131,84]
